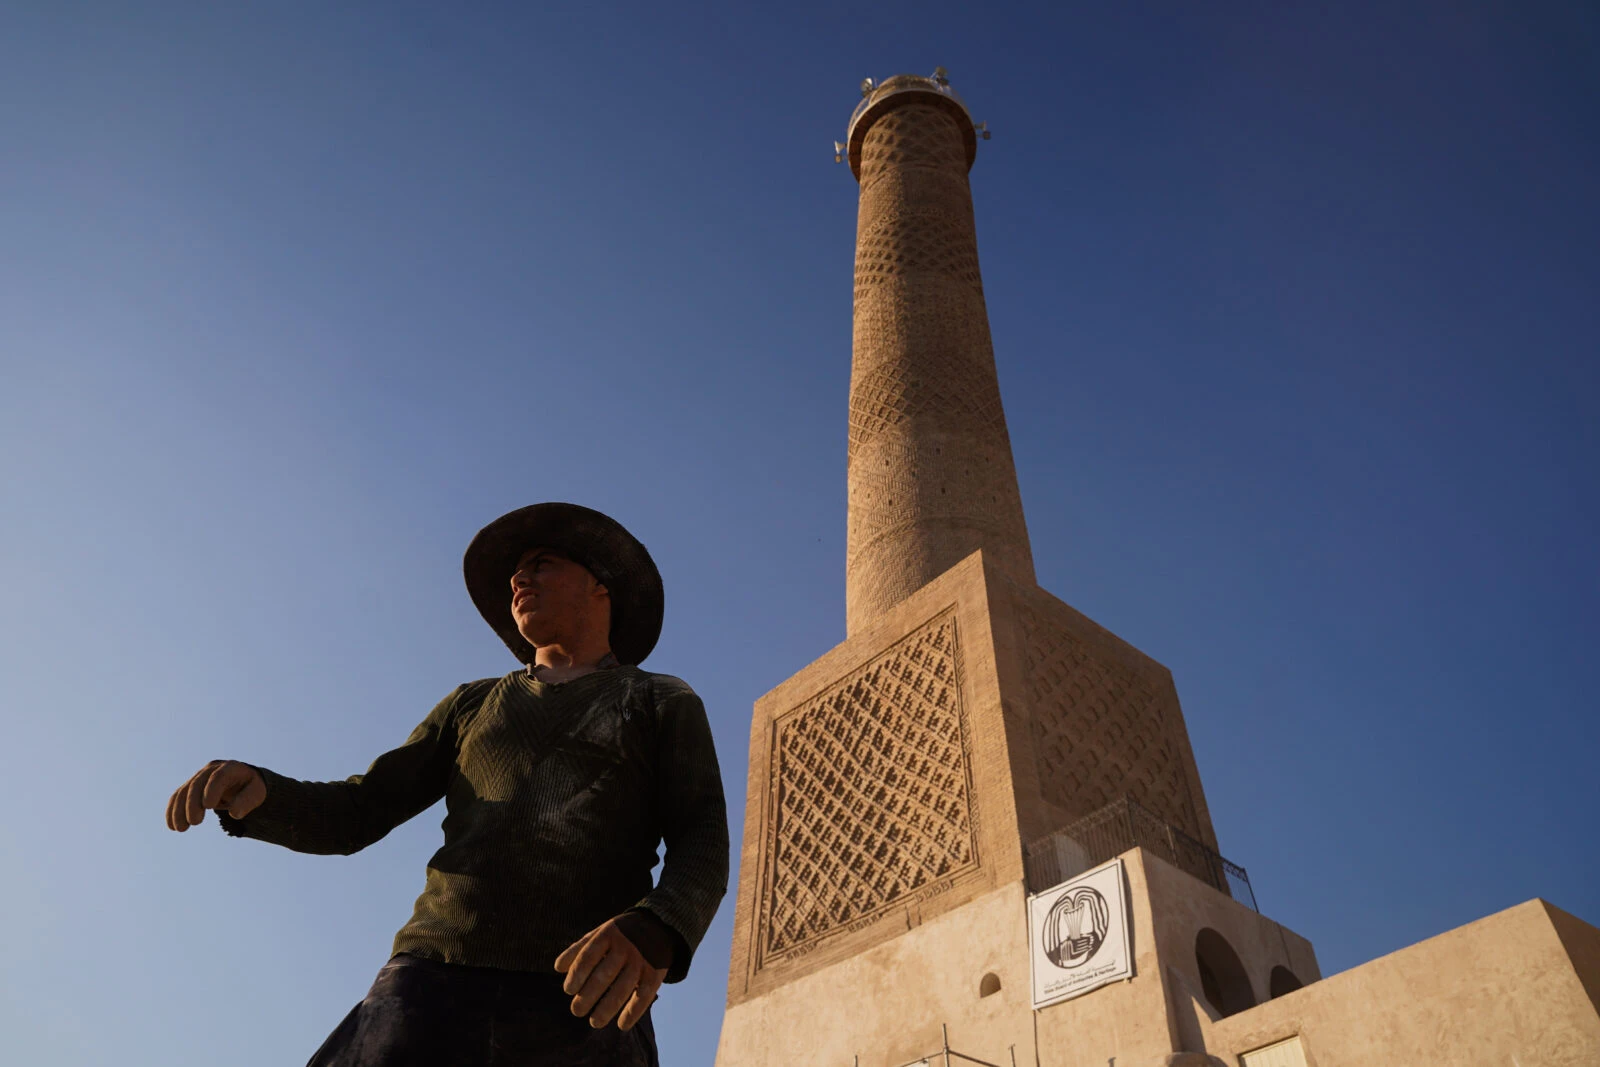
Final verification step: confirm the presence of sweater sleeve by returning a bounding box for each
[633,675,730,983]
[216,683,475,856]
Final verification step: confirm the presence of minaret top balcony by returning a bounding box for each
[843,69,986,179]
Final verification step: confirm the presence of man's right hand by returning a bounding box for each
[165,760,266,831]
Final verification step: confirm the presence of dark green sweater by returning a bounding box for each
[218,665,729,983]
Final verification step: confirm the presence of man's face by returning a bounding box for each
[509,547,610,649]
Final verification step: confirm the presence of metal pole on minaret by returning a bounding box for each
[839,69,1032,635]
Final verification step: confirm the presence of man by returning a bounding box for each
[165,503,729,1066]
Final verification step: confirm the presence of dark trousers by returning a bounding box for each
[307,953,659,1067]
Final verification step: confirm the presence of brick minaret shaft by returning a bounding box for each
[845,75,1034,635]
[716,75,1228,1050]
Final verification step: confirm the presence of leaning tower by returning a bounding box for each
[714,72,1314,1066]
[717,70,1600,1067]
[843,72,1034,633]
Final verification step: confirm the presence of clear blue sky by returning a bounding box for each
[2,3,1595,1064]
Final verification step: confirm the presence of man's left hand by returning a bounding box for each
[554,918,668,1031]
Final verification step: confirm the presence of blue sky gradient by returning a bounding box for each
[2,3,1596,1064]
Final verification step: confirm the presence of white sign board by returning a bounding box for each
[1028,857,1133,1009]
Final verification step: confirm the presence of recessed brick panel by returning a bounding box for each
[1016,598,1203,840]
[756,610,977,968]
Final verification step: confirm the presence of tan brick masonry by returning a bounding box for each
[717,72,1600,1066]
[846,79,1034,634]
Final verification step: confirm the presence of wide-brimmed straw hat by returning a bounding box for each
[463,502,663,666]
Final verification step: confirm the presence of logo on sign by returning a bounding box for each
[1042,885,1109,969]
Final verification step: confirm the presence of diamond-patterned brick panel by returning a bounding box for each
[854,209,983,291]
[759,612,976,959]
[859,103,969,179]
[846,337,1007,454]
[1017,601,1200,837]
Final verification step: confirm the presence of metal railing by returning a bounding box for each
[848,71,973,136]
[1022,796,1257,910]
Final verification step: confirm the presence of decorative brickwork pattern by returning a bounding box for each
[853,209,984,295]
[856,93,971,179]
[1016,601,1201,838]
[758,611,976,962]
[845,95,1035,635]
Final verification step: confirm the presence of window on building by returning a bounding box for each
[1240,1035,1307,1067]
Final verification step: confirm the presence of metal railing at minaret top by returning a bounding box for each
[835,68,991,164]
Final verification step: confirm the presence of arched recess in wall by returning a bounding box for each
[1269,965,1304,998]
[1195,928,1256,1017]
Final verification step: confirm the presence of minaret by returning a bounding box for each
[717,73,1317,1067]
[844,73,1034,633]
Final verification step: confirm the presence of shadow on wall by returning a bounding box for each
[1193,928,1308,1019]
[1269,964,1304,999]
[1196,928,1257,1017]
[1169,928,1314,1058]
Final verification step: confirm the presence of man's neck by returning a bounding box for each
[528,647,619,684]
